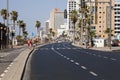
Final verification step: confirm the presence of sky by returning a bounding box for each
[0,0,67,37]
[0,0,120,37]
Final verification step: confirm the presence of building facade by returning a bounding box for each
[89,0,115,39]
[114,2,120,40]
[49,8,65,32]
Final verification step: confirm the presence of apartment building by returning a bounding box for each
[114,2,120,40]
[90,0,115,39]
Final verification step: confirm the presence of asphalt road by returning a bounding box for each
[27,42,120,80]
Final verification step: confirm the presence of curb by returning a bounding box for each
[1,48,33,80]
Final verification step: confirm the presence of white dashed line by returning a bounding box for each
[75,62,80,65]
[7,67,10,70]
[0,73,5,77]
[103,56,108,59]
[98,55,101,57]
[93,54,96,56]
[4,70,8,73]
[81,66,87,70]
[64,56,66,58]
[67,58,70,60]
[89,71,98,76]
[111,58,117,61]
[70,60,74,62]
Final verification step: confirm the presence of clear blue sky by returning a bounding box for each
[0,0,120,37]
[0,0,67,36]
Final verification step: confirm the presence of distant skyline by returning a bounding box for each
[0,0,67,36]
[0,0,120,37]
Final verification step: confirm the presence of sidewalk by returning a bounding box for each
[0,45,33,80]
[72,42,120,52]
[0,43,47,80]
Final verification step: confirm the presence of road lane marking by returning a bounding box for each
[81,66,87,70]
[111,58,117,61]
[89,71,98,76]
[0,73,5,77]
[75,62,80,65]
[52,48,100,78]
[4,70,8,73]
[67,58,70,60]
[103,56,108,59]
[70,60,74,62]
[98,55,101,57]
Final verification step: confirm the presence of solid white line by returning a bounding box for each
[89,71,98,76]
[81,66,87,70]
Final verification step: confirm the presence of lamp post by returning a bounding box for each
[6,0,9,48]
[0,27,3,49]
[109,0,112,49]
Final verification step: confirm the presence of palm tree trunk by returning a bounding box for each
[73,23,75,43]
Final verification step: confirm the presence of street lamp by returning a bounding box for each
[0,27,3,49]
[6,0,9,48]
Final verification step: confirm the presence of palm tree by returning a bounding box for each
[21,23,26,36]
[104,28,113,47]
[70,10,78,43]
[17,20,23,36]
[0,9,7,24]
[10,11,18,30]
[77,19,82,41]
[79,4,90,45]
[35,21,41,37]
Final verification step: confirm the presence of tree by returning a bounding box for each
[70,10,78,43]
[104,28,113,47]
[21,22,26,36]
[10,11,18,30]
[17,20,23,36]
[0,9,7,24]
[35,21,41,35]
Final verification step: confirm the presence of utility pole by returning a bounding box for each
[6,0,9,48]
[109,0,112,49]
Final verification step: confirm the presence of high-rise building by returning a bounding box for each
[67,0,80,30]
[114,2,120,39]
[89,0,115,39]
[49,8,64,32]
[44,20,50,35]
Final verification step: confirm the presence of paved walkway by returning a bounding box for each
[72,42,120,52]
[0,43,47,80]
[0,44,32,80]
